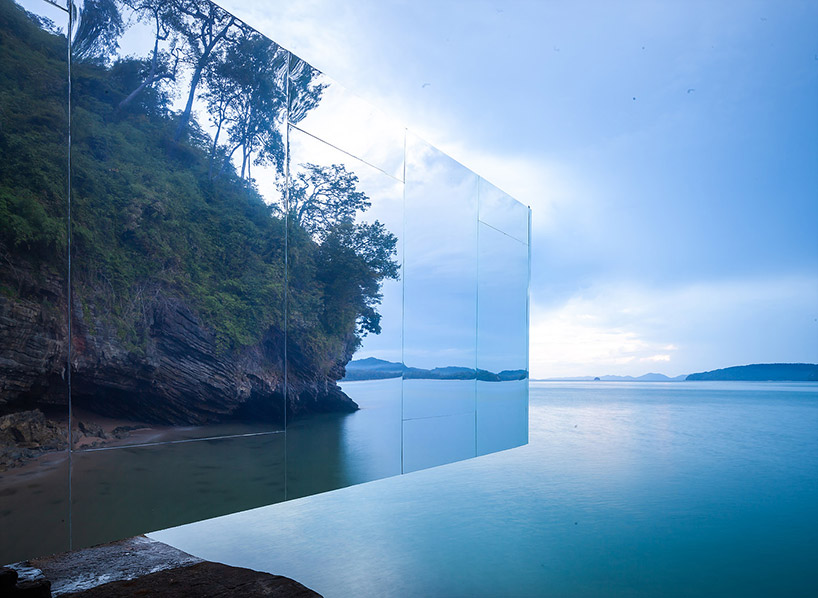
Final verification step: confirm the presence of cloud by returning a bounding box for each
[529,293,679,378]
[530,274,818,378]
[642,354,671,363]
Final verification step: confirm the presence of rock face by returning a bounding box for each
[0,253,357,429]
[0,409,66,470]
[58,562,323,598]
[0,260,67,410]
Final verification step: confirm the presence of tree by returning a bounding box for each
[167,0,243,142]
[285,163,371,241]
[288,55,327,125]
[203,34,287,181]
[72,0,124,64]
[317,219,399,338]
[116,0,180,111]
[283,162,399,341]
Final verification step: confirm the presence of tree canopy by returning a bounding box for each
[1,0,399,363]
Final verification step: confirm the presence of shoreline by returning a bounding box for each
[1,407,286,474]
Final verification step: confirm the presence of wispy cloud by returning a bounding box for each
[530,294,679,378]
[531,274,818,378]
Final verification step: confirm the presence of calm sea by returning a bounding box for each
[152,381,818,597]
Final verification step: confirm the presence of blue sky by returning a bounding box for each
[28,0,813,377]
[220,0,818,377]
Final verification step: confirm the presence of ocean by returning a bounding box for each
[151,380,818,597]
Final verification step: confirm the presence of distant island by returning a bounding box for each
[347,361,818,383]
[685,363,818,382]
[343,358,527,382]
[535,363,818,383]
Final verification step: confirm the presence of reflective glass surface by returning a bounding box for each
[70,433,285,550]
[477,223,528,376]
[476,380,528,456]
[288,55,405,180]
[0,0,529,563]
[402,132,478,426]
[476,221,528,455]
[69,0,288,449]
[402,412,476,474]
[0,0,70,563]
[285,127,402,494]
[478,177,530,244]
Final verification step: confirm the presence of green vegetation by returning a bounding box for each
[0,0,397,366]
[0,2,67,260]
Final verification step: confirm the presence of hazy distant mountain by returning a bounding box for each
[342,357,404,380]
[686,363,818,382]
[342,358,527,381]
[536,373,687,382]
[606,373,687,382]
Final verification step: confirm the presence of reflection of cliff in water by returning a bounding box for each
[0,380,402,563]
[288,379,402,499]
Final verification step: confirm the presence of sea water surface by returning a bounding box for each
[151,381,818,597]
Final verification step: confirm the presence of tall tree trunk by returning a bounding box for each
[208,119,223,179]
[118,26,161,110]
[219,143,241,178]
[240,145,248,180]
[172,16,235,142]
[173,63,204,141]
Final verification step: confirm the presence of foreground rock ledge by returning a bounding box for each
[6,536,321,598]
[59,562,322,598]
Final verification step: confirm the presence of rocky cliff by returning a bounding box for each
[0,0,379,436]
[0,250,357,427]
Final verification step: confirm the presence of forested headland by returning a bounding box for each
[0,0,398,439]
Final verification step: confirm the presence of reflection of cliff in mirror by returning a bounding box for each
[67,0,294,446]
[1,0,530,564]
[0,0,70,561]
[284,125,403,493]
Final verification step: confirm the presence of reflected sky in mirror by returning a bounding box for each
[288,53,405,180]
[478,223,529,375]
[478,177,529,245]
[17,0,67,33]
[403,132,478,371]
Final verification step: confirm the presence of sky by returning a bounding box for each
[223,0,818,378]
[26,0,818,378]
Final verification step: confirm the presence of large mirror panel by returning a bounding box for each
[70,433,285,551]
[285,126,402,498]
[0,0,70,563]
[478,177,529,244]
[288,54,405,180]
[476,222,528,456]
[0,0,531,564]
[402,132,478,472]
[68,0,287,451]
[402,132,478,426]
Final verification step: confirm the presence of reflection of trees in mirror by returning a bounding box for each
[0,0,393,461]
[204,33,287,181]
[287,55,328,126]
[285,162,398,340]
[284,161,399,413]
